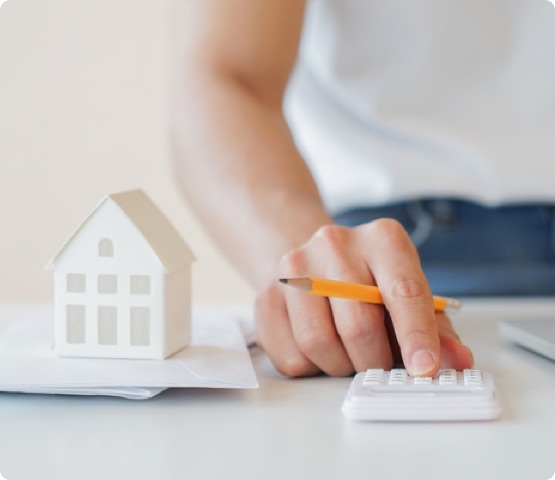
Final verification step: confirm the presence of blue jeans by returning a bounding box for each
[334,200,555,297]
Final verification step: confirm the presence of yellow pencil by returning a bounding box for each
[279,277,462,313]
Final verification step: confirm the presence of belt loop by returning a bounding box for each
[429,199,457,227]
[406,200,433,247]
[550,206,555,260]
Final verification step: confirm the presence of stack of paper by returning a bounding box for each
[0,305,258,399]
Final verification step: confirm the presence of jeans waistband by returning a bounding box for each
[334,199,555,260]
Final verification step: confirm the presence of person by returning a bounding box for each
[170,0,555,378]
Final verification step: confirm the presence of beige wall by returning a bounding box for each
[0,0,254,304]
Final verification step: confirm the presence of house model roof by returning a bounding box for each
[46,189,196,273]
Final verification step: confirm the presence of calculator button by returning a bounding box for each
[363,369,384,385]
[389,369,409,385]
[438,369,458,385]
[463,369,483,385]
[413,376,433,385]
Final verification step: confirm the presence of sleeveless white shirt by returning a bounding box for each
[285,0,555,215]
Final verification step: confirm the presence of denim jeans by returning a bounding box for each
[334,200,555,297]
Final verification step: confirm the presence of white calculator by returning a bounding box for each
[342,368,501,422]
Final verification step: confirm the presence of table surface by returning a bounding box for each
[1,300,554,480]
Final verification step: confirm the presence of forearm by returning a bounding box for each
[172,74,332,287]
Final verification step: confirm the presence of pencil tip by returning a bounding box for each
[278,277,313,292]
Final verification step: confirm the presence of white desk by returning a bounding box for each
[0,301,554,480]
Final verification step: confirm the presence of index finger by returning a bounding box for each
[359,219,440,377]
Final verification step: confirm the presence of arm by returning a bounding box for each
[170,0,325,285]
[171,0,473,377]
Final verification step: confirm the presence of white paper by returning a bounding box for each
[0,305,258,399]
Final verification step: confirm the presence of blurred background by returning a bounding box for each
[0,0,254,305]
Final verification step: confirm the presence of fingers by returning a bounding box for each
[256,220,472,378]
[259,224,394,376]
[270,234,358,377]
[283,286,355,377]
[255,282,320,377]
[257,280,393,377]
[306,226,393,372]
[435,313,474,370]
[359,219,440,376]
[330,298,392,372]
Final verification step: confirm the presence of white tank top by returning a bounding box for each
[285,0,555,215]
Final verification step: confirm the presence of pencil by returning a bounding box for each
[279,277,462,313]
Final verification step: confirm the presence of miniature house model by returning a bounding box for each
[46,189,196,360]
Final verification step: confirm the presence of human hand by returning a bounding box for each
[255,220,474,377]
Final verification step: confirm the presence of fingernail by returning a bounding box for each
[410,349,436,376]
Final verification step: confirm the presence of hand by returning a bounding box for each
[255,220,474,377]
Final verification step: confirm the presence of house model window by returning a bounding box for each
[66,304,86,344]
[98,238,114,257]
[98,274,118,294]
[66,273,86,293]
[98,306,118,345]
[46,189,196,360]
[130,275,150,295]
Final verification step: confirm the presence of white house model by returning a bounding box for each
[46,189,196,360]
